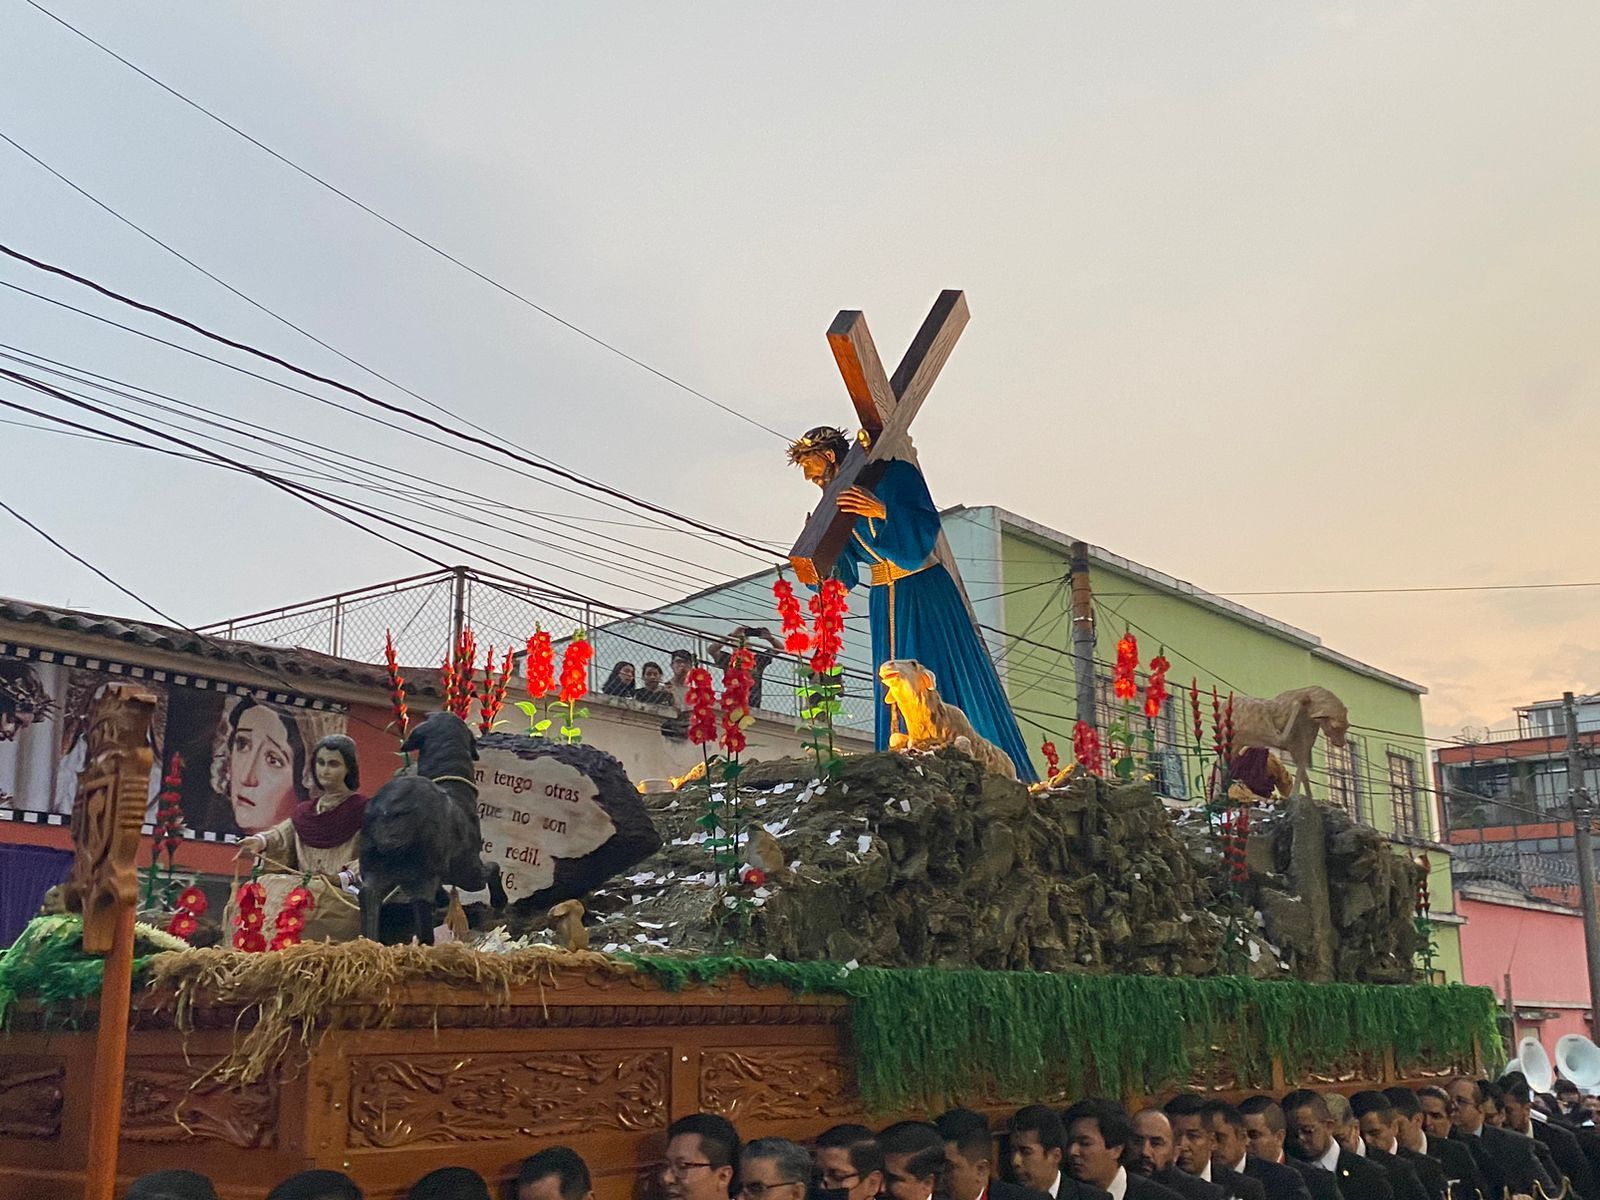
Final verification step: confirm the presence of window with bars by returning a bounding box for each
[1388,750,1420,837]
[1326,740,1361,820]
[1092,673,1186,797]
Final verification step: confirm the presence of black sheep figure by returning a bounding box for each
[358,711,507,944]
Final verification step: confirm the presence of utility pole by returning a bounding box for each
[1564,691,1600,1035]
[1068,541,1097,730]
[450,566,468,649]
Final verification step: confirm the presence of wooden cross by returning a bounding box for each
[789,289,969,585]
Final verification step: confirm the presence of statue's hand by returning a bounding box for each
[235,834,265,859]
[837,486,887,521]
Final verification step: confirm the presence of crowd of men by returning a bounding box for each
[117,1072,1600,1200]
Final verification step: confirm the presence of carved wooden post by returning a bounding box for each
[59,683,157,1200]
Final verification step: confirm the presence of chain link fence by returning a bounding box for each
[202,568,875,731]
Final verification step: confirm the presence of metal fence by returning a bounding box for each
[201,567,876,730]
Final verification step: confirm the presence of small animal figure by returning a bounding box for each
[746,829,786,875]
[358,711,507,945]
[548,899,588,952]
[878,659,1019,781]
[1229,686,1349,799]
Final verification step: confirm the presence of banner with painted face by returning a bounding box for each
[0,651,345,838]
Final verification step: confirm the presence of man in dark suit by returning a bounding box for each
[1352,1091,1444,1200]
[1130,1108,1226,1200]
[1202,1099,1271,1200]
[1385,1088,1482,1200]
[1237,1097,1323,1200]
[1498,1076,1595,1200]
[1007,1105,1113,1200]
[1064,1099,1186,1200]
[1447,1077,1557,1199]
[938,1108,1052,1200]
[1160,1096,1266,1200]
[1282,1089,1395,1200]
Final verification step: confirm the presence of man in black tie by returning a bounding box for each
[1384,1088,1482,1200]
[1237,1097,1323,1200]
[1129,1108,1225,1200]
[1447,1077,1556,1199]
[1064,1099,1187,1200]
[1351,1091,1443,1200]
[1202,1100,1271,1200]
[1498,1075,1594,1200]
[1282,1089,1395,1200]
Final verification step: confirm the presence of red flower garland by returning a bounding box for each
[558,634,593,704]
[151,753,185,864]
[383,631,410,741]
[1041,740,1061,777]
[1223,692,1235,761]
[525,628,555,700]
[1224,805,1251,884]
[164,884,207,942]
[478,646,515,735]
[808,579,848,676]
[270,885,316,950]
[1189,678,1203,748]
[232,880,268,953]
[1072,720,1104,777]
[1113,633,1139,702]
[720,647,756,756]
[1211,687,1224,760]
[685,667,719,745]
[772,577,811,654]
[1144,654,1171,719]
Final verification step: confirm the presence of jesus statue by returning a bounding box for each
[788,425,1035,781]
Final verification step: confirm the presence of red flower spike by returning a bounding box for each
[1113,633,1140,702]
[525,629,555,700]
[1223,693,1235,760]
[720,646,756,756]
[383,631,411,741]
[478,646,515,735]
[772,577,811,655]
[1072,720,1105,777]
[558,634,593,705]
[686,667,719,746]
[807,580,849,676]
[1144,654,1171,719]
[1041,741,1061,777]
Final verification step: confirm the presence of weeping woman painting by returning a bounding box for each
[787,425,1035,781]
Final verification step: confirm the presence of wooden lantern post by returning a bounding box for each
[59,683,157,1200]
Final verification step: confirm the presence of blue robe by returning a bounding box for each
[830,459,1037,781]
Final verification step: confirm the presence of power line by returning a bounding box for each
[1098,582,1600,598]
[0,243,785,560]
[16,3,790,441]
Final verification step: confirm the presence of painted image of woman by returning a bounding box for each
[208,697,312,835]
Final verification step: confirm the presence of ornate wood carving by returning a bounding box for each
[0,1058,65,1140]
[122,1060,278,1149]
[700,1048,858,1121]
[60,684,156,953]
[347,1049,669,1148]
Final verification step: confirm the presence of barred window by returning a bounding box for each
[1388,751,1420,837]
[1326,741,1360,820]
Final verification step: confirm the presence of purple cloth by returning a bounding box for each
[0,844,72,946]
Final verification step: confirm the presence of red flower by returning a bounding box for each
[1113,633,1139,702]
[384,630,410,740]
[442,629,479,720]
[237,881,265,913]
[1144,654,1171,719]
[232,929,267,953]
[274,911,306,935]
[720,647,756,755]
[772,577,811,654]
[1072,720,1104,777]
[525,628,555,700]
[176,887,208,916]
[1041,741,1061,776]
[808,579,848,675]
[269,932,301,951]
[740,866,767,888]
[479,646,515,735]
[165,911,199,940]
[558,634,593,704]
[282,886,315,914]
[685,667,719,746]
[240,907,265,931]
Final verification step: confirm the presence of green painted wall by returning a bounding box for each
[988,513,1462,982]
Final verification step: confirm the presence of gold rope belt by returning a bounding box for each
[868,558,933,587]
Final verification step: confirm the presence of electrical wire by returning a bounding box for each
[0,244,785,560]
[13,6,791,441]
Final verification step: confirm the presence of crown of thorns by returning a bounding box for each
[786,425,851,464]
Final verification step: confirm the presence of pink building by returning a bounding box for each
[1457,883,1593,1046]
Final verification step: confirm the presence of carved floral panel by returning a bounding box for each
[700,1048,858,1121]
[0,1057,65,1140]
[122,1059,278,1149]
[348,1049,669,1149]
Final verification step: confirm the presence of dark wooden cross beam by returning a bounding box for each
[789,289,969,585]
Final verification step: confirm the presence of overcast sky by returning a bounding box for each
[2,1,1596,740]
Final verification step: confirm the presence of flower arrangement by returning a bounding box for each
[441,629,479,721]
[1144,654,1171,719]
[164,885,206,942]
[554,634,593,743]
[792,577,848,780]
[383,631,410,744]
[1113,633,1139,702]
[232,879,268,953]
[270,885,315,951]
[1041,740,1061,777]
[773,577,810,654]
[1072,720,1104,777]
[478,646,515,735]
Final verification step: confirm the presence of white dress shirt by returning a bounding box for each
[1049,1174,1062,1200]
[1198,1163,1213,1183]
[1230,1156,1249,1177]
[1418,1133,1429,1157]
[1317,1143,1342,1173]
[1107,1167,1128,1200]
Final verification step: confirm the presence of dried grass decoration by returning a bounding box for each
[147,938,626,1085]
